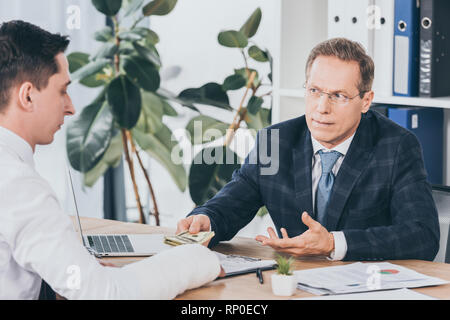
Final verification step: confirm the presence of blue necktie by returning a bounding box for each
[315,150,341,226]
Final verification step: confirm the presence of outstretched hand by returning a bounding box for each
[255,211,335,257]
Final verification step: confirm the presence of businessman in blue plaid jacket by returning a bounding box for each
[177,38,440,261]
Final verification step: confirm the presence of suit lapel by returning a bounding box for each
[292,128,314,217]
[325,113,376,231]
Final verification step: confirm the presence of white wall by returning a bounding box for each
[136,0,278,236]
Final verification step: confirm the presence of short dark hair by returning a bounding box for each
[0,20,70,112]
[305,38,374,98]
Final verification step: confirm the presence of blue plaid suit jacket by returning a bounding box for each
[189,110,440,261]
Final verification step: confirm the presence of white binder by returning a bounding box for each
[372,0,395,97]
[328,0,347,39]
[328,0,374,55]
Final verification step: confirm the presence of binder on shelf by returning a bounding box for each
[419,0,450,97]
[388,106,443,185]
[372,0,395,97]
[393,0,420,97]
[328,0,347,39]
[327,0,374,54]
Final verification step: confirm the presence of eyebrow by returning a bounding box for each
[309,84,350,95]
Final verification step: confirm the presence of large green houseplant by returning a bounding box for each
[66,0,183,225]
[179,8,272,215]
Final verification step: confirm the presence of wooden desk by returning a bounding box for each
[74,216,450,300]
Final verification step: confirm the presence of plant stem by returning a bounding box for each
[128,132,160,226]
[224,71,256,147]
[131,14,145,30]
[121,129,146,224]
[112,15,145,224]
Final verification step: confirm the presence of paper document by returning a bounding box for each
[295,288,436,300]
[214,252,276,277]
[294,262,448,295]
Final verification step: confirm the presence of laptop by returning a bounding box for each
[68,167,173,257]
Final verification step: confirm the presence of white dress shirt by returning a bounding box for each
[311,133,355,261]
[0,126,220,299]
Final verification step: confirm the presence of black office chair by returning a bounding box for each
[38,280,56,300]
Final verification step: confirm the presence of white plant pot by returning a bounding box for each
[271,273,297,296]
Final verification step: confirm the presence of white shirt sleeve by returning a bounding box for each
[327,231,348,261]
[0,166,220,299]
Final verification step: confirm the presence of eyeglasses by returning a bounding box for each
[303,83,364,105]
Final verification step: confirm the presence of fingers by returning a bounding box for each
[218,267,226,278]
[176,215,211,234]
[98,260,119,268]
[176,216,193,234]
[189,215,210,233]
[301,211,322,232]
[281,228,289,239]
[267,227,278,239]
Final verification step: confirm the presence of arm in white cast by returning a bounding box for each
[122,244,221,299]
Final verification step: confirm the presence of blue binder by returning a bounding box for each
[388,106,443,185]
[393,0,420,97]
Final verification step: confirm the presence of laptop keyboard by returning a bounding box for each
[87,235,135,253]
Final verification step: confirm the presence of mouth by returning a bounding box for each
[312,119,334,127]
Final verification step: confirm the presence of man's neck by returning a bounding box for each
[0,118,35,152]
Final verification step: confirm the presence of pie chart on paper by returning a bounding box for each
[379,269,400,275]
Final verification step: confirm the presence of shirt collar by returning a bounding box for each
[311,132,355,156]
[0,126,35,168]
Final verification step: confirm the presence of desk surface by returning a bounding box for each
[74,216,450,300]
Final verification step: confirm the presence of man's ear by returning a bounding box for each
[18,82,35,112]
[361,90,374,114]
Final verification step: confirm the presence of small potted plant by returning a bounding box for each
[271,255,297,296]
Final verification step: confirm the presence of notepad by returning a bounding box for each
[214,252,276,277]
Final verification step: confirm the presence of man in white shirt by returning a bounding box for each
[177,38,439,262]
[0,20,222,299]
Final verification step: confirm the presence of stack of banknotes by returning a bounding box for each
[164,231,215,246]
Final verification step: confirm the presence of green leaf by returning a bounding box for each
[67,52,90,73]
[118,31,143,41]
[67,101,114,173]
[71,59,110,82]
[123,55,160,91]
[124,0,144,17]
[256,206,269,217]
[157,87,199,112]
[91,0,123,16]
[142,0,177,16]
[94,27,113,42]
[235,68,260,88]
[218,30,248,48]
[83,133,124,187]
[79,73,108,88]
[161,99,177,116]
[248,45,269,62]
[239,7,262,38]
[135,91,164,133]
[245,107,271,131]
[142,29,160,45]
[189,146,241,206]
[222,74,247,91]
[247,96,263,115]
[93,43,118,60]
[186,115,229,145]
[133,126,187,191]
[178,82,231,110]
[132,42,161,67]
[107,75,142,129]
